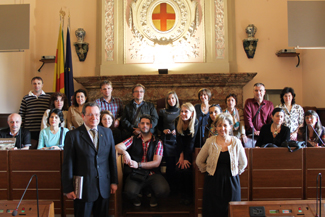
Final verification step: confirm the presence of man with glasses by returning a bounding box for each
[62,102,118,217]
[121,83,159,139]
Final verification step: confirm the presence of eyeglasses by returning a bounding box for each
[133,91,144,93]
[85,113,100,118]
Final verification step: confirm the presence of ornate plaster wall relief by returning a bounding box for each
[105,0,114,61]
[124,0,205,64]
[215,0,225,59]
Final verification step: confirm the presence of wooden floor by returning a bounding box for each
[122,193,194,217]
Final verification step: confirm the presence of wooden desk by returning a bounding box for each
[0,200,54,217]
[9,150,62,214]
[0,151,9,200]
[229,200,324,217]
[251,148,304,200]
[304,148,325,199]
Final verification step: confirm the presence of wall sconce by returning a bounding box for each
[74,28,89,62]
[243,24,258,59]
[158,69,168,74]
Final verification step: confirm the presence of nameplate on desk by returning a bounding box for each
[0,138,15,150]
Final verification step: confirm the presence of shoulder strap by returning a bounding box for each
[133,103,145,126]
[59,127,64,146]
[252,104,263,122]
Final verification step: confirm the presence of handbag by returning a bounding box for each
[261,143,278,148]
[281,140,306,153]
[130,169,150,182]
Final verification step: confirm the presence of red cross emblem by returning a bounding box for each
[152,3,176,31]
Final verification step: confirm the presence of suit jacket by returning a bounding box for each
[62,124,118,202]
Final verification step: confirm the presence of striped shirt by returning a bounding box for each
[19,91,50,132]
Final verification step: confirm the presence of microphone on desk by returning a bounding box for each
[12,174,39,217]
[316,173,322,217]
[307,124,325,146]
[19,128,21,149]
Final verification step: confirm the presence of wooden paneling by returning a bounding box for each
[304,148,325,200]
[241,148,250,201]
[0,151,9,200]
[252,188,303,200]
[252,170,302,187]
[9,150,62,215]
[9,150,61,170]
[251,148,303,170]
[11,172,61,188]
[0,114,10,129]
[193,148,204,217]
[251,148,304,200]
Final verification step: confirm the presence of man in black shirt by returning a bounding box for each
[0,113,31,149]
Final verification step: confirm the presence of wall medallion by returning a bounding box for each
[125,0,205,64]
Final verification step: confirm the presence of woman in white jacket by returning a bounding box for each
[196,113,247,217]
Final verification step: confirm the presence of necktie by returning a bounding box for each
[90,129,98,150]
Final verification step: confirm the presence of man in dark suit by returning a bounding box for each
[62,102,118,217]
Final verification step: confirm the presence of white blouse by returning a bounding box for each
[276,104,304,133]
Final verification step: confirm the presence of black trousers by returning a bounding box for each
[73,194,109,217]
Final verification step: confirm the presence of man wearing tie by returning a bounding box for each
[62,102,118,217]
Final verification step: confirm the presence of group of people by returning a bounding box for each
[245,83,324,148]
[1,77,325,217]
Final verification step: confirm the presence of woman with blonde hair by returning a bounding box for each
[196,113,247,217]
[176,102,198,205]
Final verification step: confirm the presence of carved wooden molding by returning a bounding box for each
[75,73,257,89]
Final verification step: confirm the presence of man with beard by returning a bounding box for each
[116,114,169,208]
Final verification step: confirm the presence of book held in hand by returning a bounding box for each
[73,176,83,199]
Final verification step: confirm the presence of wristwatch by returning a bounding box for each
[138,162,142,168]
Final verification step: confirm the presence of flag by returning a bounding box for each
[53,23,65,93]
[64,25,74,106]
